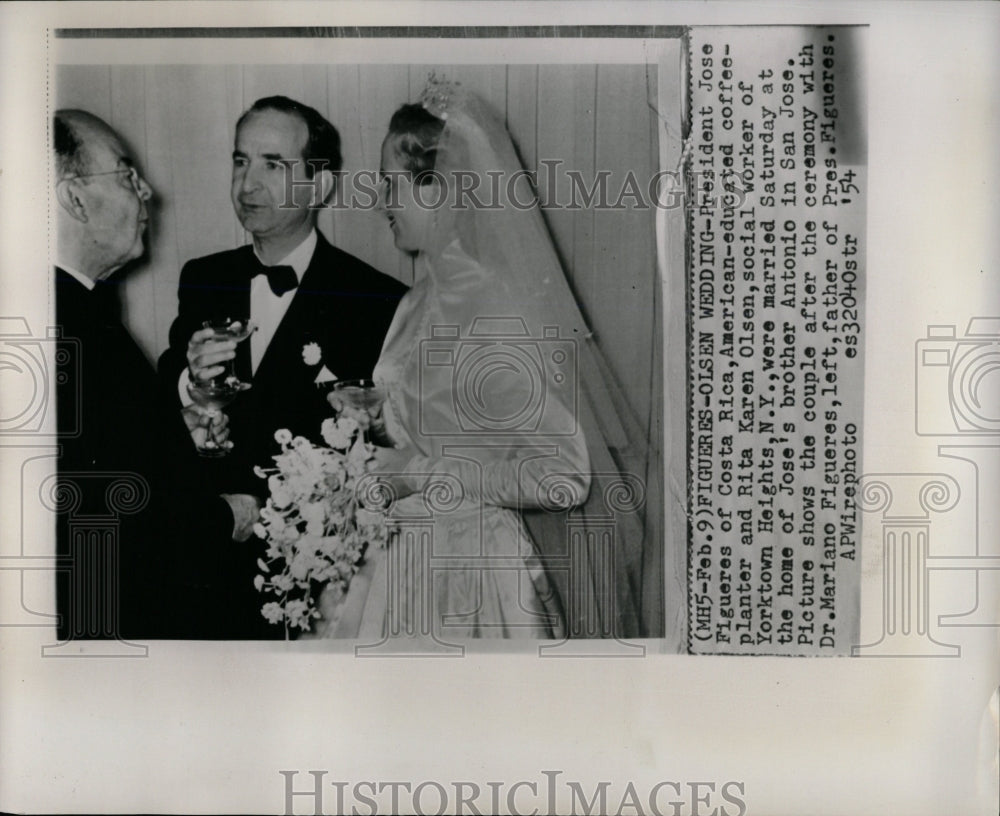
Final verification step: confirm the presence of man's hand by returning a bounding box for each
[187,326,237,383]
[221,493,261,542]
[182,406,231,452]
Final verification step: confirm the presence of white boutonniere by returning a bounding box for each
[303,342,337,384]
[302,342,322,366]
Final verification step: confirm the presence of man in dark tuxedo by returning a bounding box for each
[53,109,261,641]
[158,96,407,637]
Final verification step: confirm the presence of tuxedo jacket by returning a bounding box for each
[157,235,406,638]
[159,233,407,496]
[55,268,236,640]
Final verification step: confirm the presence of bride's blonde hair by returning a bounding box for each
[385,103,445,182]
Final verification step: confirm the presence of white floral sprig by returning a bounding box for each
[302,342,322,366]
[254,419,388,635]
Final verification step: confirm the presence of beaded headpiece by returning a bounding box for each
[419,73,461,121]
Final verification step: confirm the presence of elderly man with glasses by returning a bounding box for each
[53,109,260,641]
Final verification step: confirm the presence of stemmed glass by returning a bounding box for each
[330,379,387,444]
[187,318,255,457]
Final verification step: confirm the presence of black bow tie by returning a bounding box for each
[251,258,298,297]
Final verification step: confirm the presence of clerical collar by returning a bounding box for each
[56,263,96,291]
[251,229,317,281]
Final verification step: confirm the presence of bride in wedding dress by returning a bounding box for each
[326,78,649,644]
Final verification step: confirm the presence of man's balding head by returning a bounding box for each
[54,109,153,281]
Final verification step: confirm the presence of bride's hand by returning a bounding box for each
[369,445,418,500]
[327,394,370,429]
[328,394,396,446]
[301,583,343,639]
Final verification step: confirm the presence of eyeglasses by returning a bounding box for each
[61,166,142,193]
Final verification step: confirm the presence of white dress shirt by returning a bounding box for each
[179,229,317,404]
[57,262,96,290]
[248,229,316,373]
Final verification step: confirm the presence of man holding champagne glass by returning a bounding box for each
[159,95,406,637]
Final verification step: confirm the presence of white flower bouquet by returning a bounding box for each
[253,418,388,635]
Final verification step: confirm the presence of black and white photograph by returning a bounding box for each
[49,48,681,648]
[0,2,997,815]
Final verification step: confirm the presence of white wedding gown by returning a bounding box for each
[330,242,590,641]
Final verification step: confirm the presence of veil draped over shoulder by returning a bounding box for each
[380,78,660,639]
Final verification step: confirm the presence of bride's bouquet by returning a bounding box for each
[253,417,388,634]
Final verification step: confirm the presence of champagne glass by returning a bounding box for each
[188,318,255,457]
[202,318,255,386]
[331,379,386,443]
